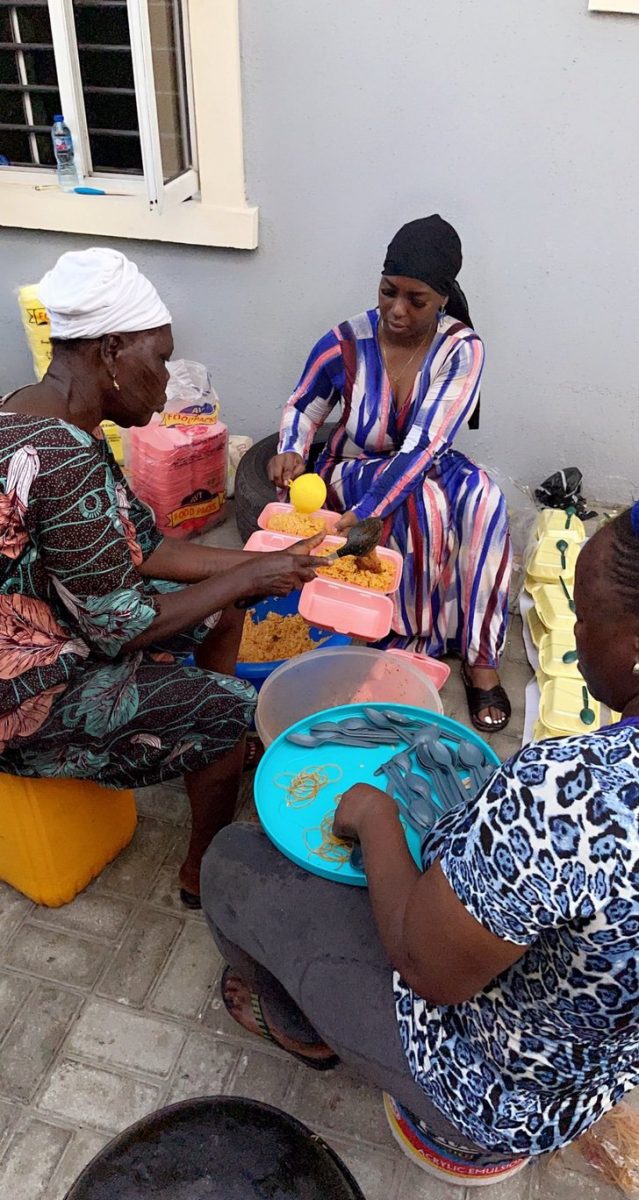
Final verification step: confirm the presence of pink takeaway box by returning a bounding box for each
[257,502,343,534]
[244,527,402,641]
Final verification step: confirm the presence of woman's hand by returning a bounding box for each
[268,452,306,489]
[241,532,325,598]
[334,510,358,535]
[333,783,399,843]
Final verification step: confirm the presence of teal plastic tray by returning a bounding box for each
[254,703,500,886]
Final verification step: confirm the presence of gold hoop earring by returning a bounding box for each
[111,373,120,392]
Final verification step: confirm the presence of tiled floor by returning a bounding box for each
[0,517,631,1198]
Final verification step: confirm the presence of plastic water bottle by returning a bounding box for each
[51,115,79,192]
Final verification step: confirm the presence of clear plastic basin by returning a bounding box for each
[255,645,442,746]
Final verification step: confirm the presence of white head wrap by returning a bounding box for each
[39,247,171,340]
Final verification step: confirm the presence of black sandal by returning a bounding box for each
[460,664,511,733]
[180,887,202,910]
[221,966,340,1071]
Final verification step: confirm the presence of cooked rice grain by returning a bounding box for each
[267,513,327,536]
[238,611,320,662]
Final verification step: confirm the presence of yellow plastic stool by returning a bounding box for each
[0,775,137,907]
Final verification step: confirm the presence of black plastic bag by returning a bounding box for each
[535,468,596,520]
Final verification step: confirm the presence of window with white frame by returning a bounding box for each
[0,0,257,248]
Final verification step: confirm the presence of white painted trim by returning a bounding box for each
[0,186,258,248]
[47,0,92,180]
[589,0,639,11]
[0,0,258,249]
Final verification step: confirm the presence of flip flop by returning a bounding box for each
[460,663,511,733]
[221,966,340,1071]
[243,734,264,772]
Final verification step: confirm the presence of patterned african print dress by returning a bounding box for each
[279,310,511,667]
[0,412,255,788]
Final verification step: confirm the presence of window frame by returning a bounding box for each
[0,0,258,248]
[588,0,639,11]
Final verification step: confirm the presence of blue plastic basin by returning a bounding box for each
[236,591,351,693]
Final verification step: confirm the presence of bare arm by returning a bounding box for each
[333,785,525,1006]
[139,536,259,583]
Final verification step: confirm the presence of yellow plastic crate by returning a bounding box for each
[0,775,136,906]
[534,508,586,543]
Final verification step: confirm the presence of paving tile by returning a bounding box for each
[146,865,205,919]
[37,1059,161,1134]
[285,1066,391,1146]
[30,891,133,942]
[135,784,190,826]
[0,1099,18,1150]
[504,615,529,665]
[486,731,523,764]
[0,970,32,1038]
[324,1135,400,1200]
[0,1117,71,1200]
[4,923,109,990]
[166,1031,239,1104]
[92,817,175,898]
[97,908,182,1007]
[66,997,185,1077]
[160,824,191,869]
[151,920,221,1020]
[48,1129,110,1200]
[0,983,82,1103]
[0,883,33,947]
[228,1045,297,1107]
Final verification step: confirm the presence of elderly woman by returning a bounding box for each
[269,215,512,732]
[0,248,320,908]
[201,505,639,1179]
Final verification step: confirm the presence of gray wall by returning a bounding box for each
[2,0,638,504]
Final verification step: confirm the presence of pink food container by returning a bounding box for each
[257,502,342,534]
[386,648,451,690]
[243,529,403,640]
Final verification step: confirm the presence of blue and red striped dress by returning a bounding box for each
[278,309,511,668]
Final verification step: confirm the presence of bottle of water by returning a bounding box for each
[51,115,79,192]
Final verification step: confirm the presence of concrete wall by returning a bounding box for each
[1,0,638,504]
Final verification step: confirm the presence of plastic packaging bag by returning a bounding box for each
[576,1103,639,1197]
[127,358,228,539]
[532,1103,639,1199]
[227,435,253,497]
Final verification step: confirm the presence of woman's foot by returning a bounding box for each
[221,967,340,1070]
[461,664,511,732]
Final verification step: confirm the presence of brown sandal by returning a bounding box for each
[221,966,340,1071]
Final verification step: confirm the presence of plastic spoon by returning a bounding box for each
[562,649,579,664]
[422,738,468,805]
[415,742,462,810]
[456,739,487,793]
[556,539,569,571]
[580,686,596,726]
[559,576,576,613]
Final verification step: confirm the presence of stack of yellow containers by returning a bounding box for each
[523,510,617,739]
[16,284,125,467]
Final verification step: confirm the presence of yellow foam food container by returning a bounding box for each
[529,580,576,632]
[526,535,581,584]
[539,677,601,737]
[538,629,582,680]
[101,420,125,467]
[532,719,567,741]
[534,508,586,544]
[525,607,547,649]
[0,775,137,906]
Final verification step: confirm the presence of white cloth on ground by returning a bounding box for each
[39,247,171,339]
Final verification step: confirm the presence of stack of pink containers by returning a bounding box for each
[127,360,228,540]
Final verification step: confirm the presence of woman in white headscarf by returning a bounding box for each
[0,248,321,907]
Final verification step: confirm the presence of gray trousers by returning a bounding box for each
[201,823,511,1164]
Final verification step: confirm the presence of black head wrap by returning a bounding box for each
[382,214,472,328]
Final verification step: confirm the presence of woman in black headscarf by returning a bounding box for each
[269,215,512,729]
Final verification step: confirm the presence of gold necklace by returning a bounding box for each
[378,324,433,387]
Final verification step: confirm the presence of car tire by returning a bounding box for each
[234,426,335,543]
